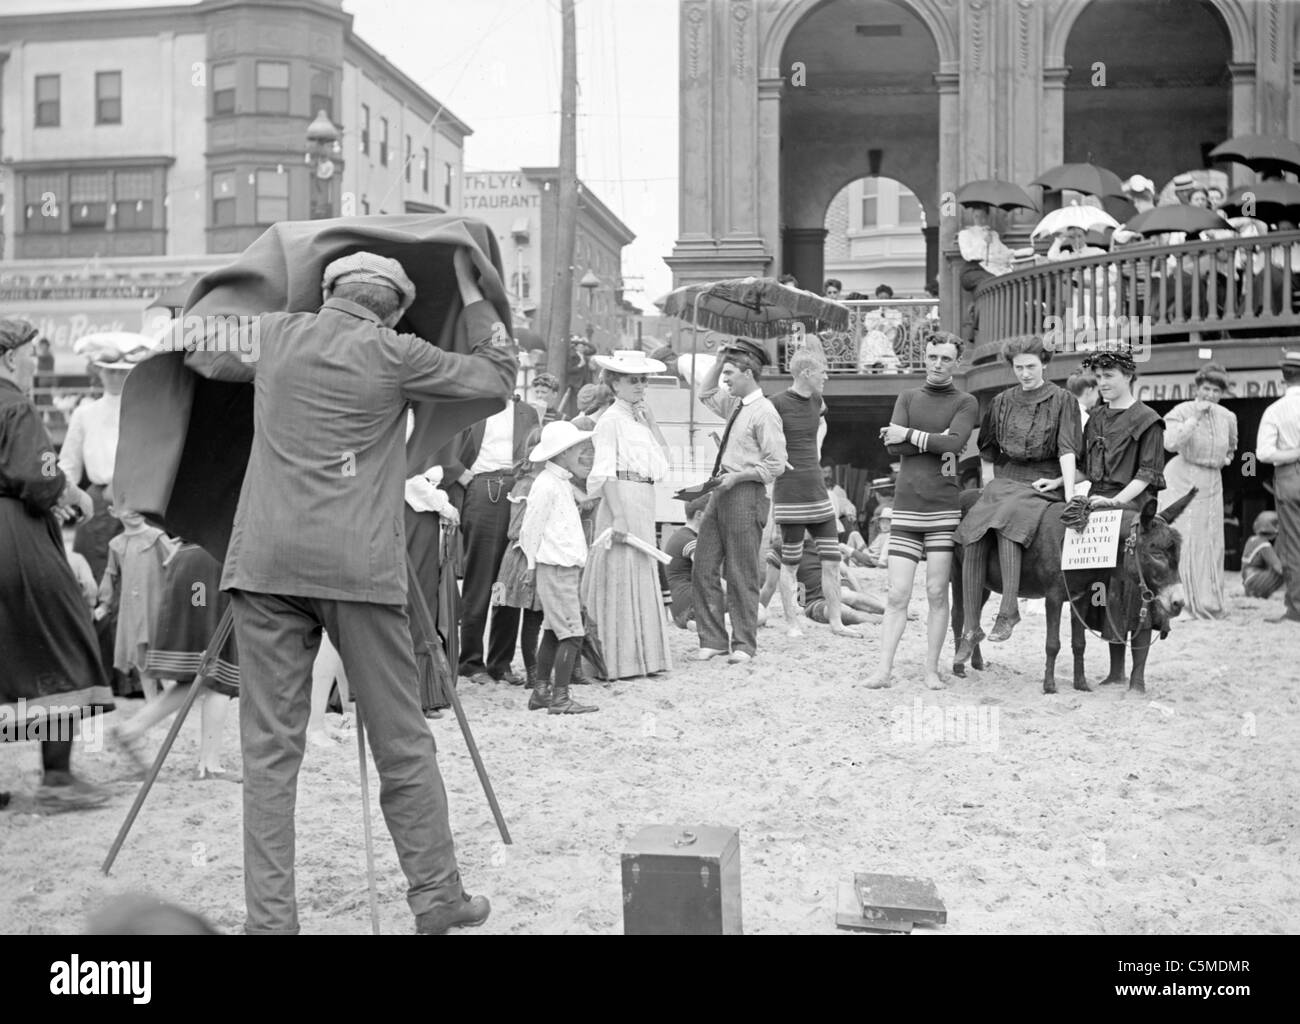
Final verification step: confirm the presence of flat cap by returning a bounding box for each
[720,337,771,368]
[322,252,416,314]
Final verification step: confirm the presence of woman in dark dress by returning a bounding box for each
[0,319,113,812]
[954,336,1081,661]
[1078,348,1166,508]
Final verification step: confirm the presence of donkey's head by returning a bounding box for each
[1132,489,1197,625]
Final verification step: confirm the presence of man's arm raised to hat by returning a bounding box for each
[397,248,516,403]
[697,350,733,419]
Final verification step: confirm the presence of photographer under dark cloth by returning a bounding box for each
[183,250,517,935]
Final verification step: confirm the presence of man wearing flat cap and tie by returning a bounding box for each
[186,248,517,935]
[693,338,788,664]
[1258,351,1300,624]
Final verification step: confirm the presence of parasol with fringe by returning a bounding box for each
[657,277,849,339]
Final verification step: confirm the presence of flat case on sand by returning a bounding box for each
[622,825,742,935]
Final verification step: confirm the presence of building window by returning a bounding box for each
[114,171,153,230]
[35,75,60,127]
[443,162,452,207]
[380,118,389,166]
[309,68,334,120]
[212,170,236,227]
[421,148,429,192]
[69,172,110,229]
[23,174,61,233]
[861,179,879,228]
[361,104,370,155]
[255,168,289,224]
[96,71,122,125]
[213,63,236,115]
[897,186,924,226]
[404,135,412,183]
[255,61,290,114]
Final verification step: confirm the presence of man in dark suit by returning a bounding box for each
[441,390,540,685]
[186,249,516,935]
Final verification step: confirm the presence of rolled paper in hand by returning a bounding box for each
[592,528,672,565]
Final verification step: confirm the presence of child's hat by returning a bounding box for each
[529,420,594,462]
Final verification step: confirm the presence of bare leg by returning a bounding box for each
[198,691,235,775]
[923,551,953,689]
[822,561,860,637]
[140,675,161,701]
[117,680,186,744]
[778,564,803,637]
[308,632,345,746]
[841,588,885,614]
[861,556,917,688]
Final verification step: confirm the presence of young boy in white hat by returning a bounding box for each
[519,420,599,713]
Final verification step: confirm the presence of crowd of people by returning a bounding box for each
[958,170,1300,346]
[2,238,1298,935]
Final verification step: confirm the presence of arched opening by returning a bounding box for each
[1062,0,1232,189]
[779,0,940,295]
[823,174,929,297]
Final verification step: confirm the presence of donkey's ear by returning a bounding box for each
[1160,487,1198,526]
[1140,498,1159,529]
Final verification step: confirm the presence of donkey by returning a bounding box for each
[951,489,1196,694]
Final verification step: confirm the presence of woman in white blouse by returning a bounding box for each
[580,350,673,679]
[1158,363,1238,618]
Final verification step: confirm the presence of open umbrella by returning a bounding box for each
[1220,181,1300,221]
[1031,163,1127,199]
[955,179,1039,212]
[1210,134,1300,177]
[1123,205,1230,237]
[1031,204,1119,238]
[657,277,849,339]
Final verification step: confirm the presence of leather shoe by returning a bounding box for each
[416,893,491,935]
[693,647,728,662]
[469,671,495,686]
[495,668,525,685]
[1267,611,1300,624]
[954,628,984,665]
[987,612,1020,643]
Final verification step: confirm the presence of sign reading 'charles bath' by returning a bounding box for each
[1061,509,1124,570]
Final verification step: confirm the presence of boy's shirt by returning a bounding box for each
[664,525,697,588]
[519,463,588,569]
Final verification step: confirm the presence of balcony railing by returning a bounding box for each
[970,230,1300,363]
[784,298,940,374]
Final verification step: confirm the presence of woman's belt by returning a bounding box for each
[616,470,655,484]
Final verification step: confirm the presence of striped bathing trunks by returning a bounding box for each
[887,508,961,563]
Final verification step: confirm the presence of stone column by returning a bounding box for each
[1254,0,1291,137]
[935,70,961,333]
[668,0,769,285]
[757,75,783,278]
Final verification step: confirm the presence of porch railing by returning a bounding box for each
[970,229,1300,364]
[784,297,940,374]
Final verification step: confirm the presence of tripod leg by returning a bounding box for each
[408,553,511,845]
[354,708,382,936]
[102,604,234,876]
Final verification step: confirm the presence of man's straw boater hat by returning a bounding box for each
[1280,350,1300,372]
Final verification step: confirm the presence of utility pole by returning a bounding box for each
[547,0,579,400]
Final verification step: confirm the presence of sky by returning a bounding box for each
[9,0,682,308]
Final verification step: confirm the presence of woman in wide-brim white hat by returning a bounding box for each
[581,349,674,680]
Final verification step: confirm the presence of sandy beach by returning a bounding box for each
[3,569,1298,935]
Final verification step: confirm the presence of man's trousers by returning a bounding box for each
[457,472,519,677]
[1275,462,1300,617]
[692,481,766,657]
[230,589,463,935]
